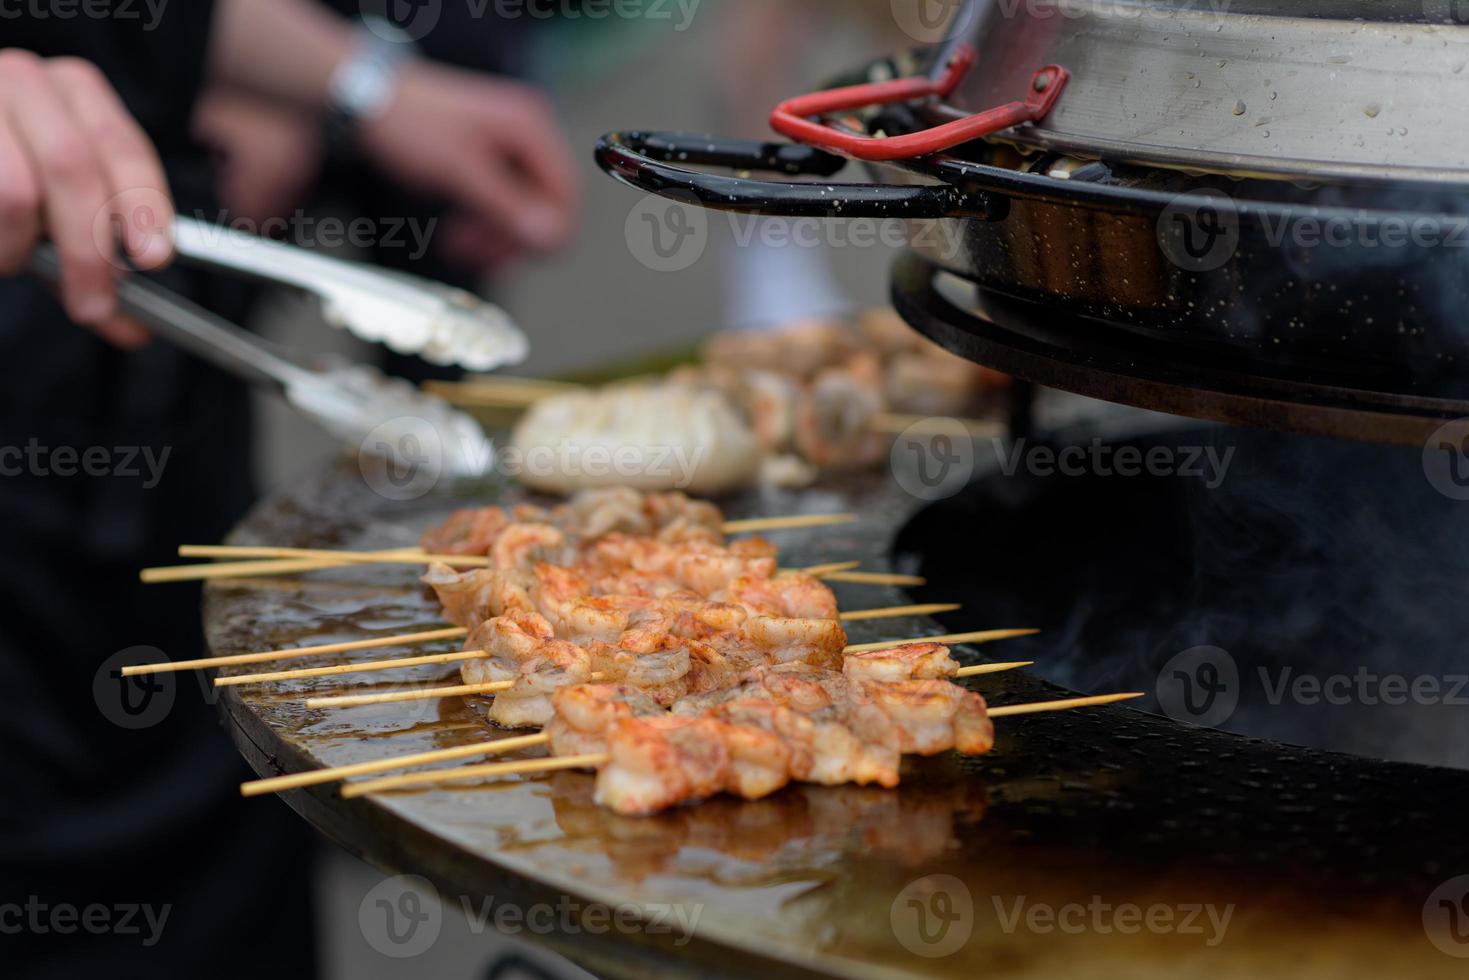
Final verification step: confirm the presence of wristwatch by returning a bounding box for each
[323,16,416,153]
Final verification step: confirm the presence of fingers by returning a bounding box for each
[494,90,580,247]
[452,84,578,253]
[0,50,118,326]
[48,57,175,270]
[0,50,174,344]
[0,108,42,276]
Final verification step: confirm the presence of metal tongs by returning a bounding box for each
[29,217,514,477]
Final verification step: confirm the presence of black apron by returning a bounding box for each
[0,8,316,977]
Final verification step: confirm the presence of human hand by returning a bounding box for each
[193,88,323,228]
[0,50,175,348]
[357,62,579,269]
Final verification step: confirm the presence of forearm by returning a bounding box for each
[207,0,358,111]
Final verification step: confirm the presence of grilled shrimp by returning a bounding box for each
[718,719,793,800]
[717,573,838,620]
[740,369,799,452]
[419,506,510,556]
[546,684,663,757]
[793,354,887,468]
[595,716,731,816]
[841,643,959,684]
[486,640,592,729]
[859,680,994,756]
[421,564,514,628]
[460,611,556,686]
[711,701,816,784]
[555,487,652,540]
[644,492,723,535]
[491,523,570,573]
[587,635,692,707]
[741,617,848,669]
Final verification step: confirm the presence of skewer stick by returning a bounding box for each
[240,732,550,797]
[838,603,959,622]
[179,545,428,563]
[955,661,1034,676]
[844,629,1039,654]
[799,561,862,577]
[217,603,970,687]
[341,752,609,798]
[722,514,856,533]
[119,627,469,677]
[145,514,856,584]
[989,692,1143,717]
[215,649,492,686]
[871,413,1005,438]
[819,570,926,586]
[306,632,1037,707]
[308,680,517,708]
[340,693,1142,797]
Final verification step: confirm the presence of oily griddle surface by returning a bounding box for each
[205,461,1469,979]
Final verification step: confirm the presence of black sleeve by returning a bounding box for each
[2,2,218,158]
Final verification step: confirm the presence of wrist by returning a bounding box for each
[322,16,417,154]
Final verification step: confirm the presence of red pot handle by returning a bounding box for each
[770,45,1068,162]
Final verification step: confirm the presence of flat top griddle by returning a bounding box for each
[207,461,1469,978]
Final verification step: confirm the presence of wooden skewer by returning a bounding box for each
[722,514,856,533]
[955,661,1034,676]
[126,564,905,677]
[340,693,1142,797]
[179,544,428,563]
[800,561,862,577]
[308,680,519,708]
[143,515,858,585]
[249,665,1037,795]
[120,627,470,677]
[215,650,492,686]
[989,692,1144,717]
[819,570,926,586]
[341,752,607,798]
[306,632,1038,708]
[216,603,970,687]
[844,629,1039,654]
[838,602,959,622]
[240,732,550,797]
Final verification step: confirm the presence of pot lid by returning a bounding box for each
[941,0,1469,184]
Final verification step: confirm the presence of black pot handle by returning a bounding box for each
[595,131,1005,220]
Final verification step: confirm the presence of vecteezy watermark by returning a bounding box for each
[359,875,443,959]
[1156,646,1241,728]
[360,0,701,42]
[1156,645,1469,728]
[92,647,176,730]
[891,875,974,957]
[1422,418,1469,501]
[0,897,171,947]
[0,0,171,29]
[989,895,1234,947]
[1158,188,1469,273]
[625,193,709,273]
[359,874,704,959]
[890,419,977,502]
[356,414,709,502]
[0,439,170,489]
[994,438,1235,488]
[183,209,438,259]
[1157,190,1241,273]
[624,196,967,273]
[1424,875,1469,958]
